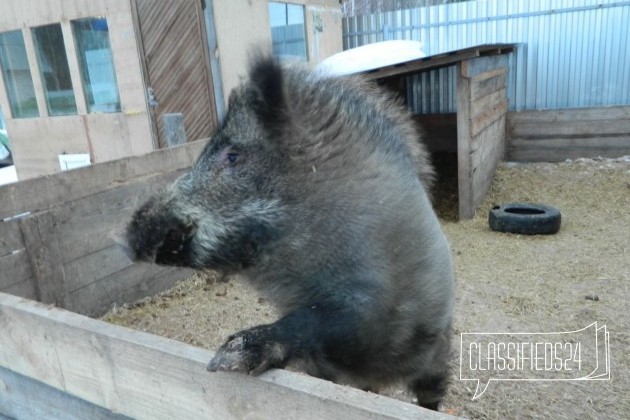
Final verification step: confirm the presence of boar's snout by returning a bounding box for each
[121,196,195,267]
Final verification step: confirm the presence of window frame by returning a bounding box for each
[0,29,40,119]
[268,2,309,61]
[31,23,78,116]
[71,17,122,114]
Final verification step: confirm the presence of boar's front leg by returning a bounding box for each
[206,325,289,375]
[207,303,360,377]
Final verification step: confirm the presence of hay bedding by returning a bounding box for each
[103,156,630,419]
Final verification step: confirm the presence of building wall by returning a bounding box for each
[0,0,343,180]
[303,0,344,64]
[0,0,153,180]
[213,0,342,105]
[212,1,272,106]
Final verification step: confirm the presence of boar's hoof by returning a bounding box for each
[207,328,287,376]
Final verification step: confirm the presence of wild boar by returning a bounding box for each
[123,54,455,410]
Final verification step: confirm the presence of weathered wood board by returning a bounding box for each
[0,292,451,420]
[456,55,509,219]
[0,141,204,316]
[0,367,129,420]
[507,106,630,162]
[0,139,205,221]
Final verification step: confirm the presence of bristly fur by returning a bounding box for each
[248,52,287,133]
[124,53,454,410]
[255,55,434,193]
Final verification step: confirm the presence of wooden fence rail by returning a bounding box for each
[0,292,449,419]
[0,140,205,316]
[507,106,630,161]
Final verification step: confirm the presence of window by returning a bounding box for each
[269,2,307,60]
[32,24,77,116]
[0,30,39,118]
[72,18,121,113]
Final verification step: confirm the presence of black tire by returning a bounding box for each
[488,203,561,235]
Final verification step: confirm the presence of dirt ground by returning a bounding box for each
[103,156,630,419]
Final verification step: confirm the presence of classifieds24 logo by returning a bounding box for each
[460,322,610,399]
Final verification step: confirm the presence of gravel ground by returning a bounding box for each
[103,156,630,419]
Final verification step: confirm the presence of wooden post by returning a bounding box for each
[456,55,510,219]
[18,211,67,306]
[456,63,474,219]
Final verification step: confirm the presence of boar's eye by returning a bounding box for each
[219,146,243,167]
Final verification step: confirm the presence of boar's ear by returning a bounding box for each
[248,53,287,134]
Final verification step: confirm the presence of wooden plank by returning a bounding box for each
[0,245,36,300]
[0,367,129,420]
[471,118,505,210]
[18,212,66,306]
[471,88,507,120]
[0,251,32,291]
[0,139,205,220]
[363,44,514,81]
[470,119,506,217]
[510,119,630,138]
[0,292,448,419]
[507,106,630,124]
[461,54,510,78]
[63,245,133,295]
[507,107,630,162]
[471,98,509,138]
[364,48,482,80]
[471,117,506,176]
[57,170,185,263]
[0,277,36,301]
[456,63,474,219]
[66,264,192,316]
[471,69,508,101]
[0,219,23,257]
[470,66,508,83]
[508,136,630,162]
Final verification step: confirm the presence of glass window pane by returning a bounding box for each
[269,2,287,27]
[32,24,77,116]
[287,4,305,26]
[72,18,121,113]
[269,3,307,61]
[0,30,39,118]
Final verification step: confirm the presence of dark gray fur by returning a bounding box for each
[123,55,455,410]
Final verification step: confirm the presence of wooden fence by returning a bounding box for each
[0,292,450,419]
[507,106,630,161]
[416,105,630,165]
[0,140,205,316]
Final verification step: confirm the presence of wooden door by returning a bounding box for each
[133,0,218,148]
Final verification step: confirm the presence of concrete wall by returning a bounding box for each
[0,0,153,180]
[213,0,342,105]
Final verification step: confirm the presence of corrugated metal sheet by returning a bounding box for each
[343,0,630,112]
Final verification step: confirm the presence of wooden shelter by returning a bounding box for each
[365,43,515,219]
